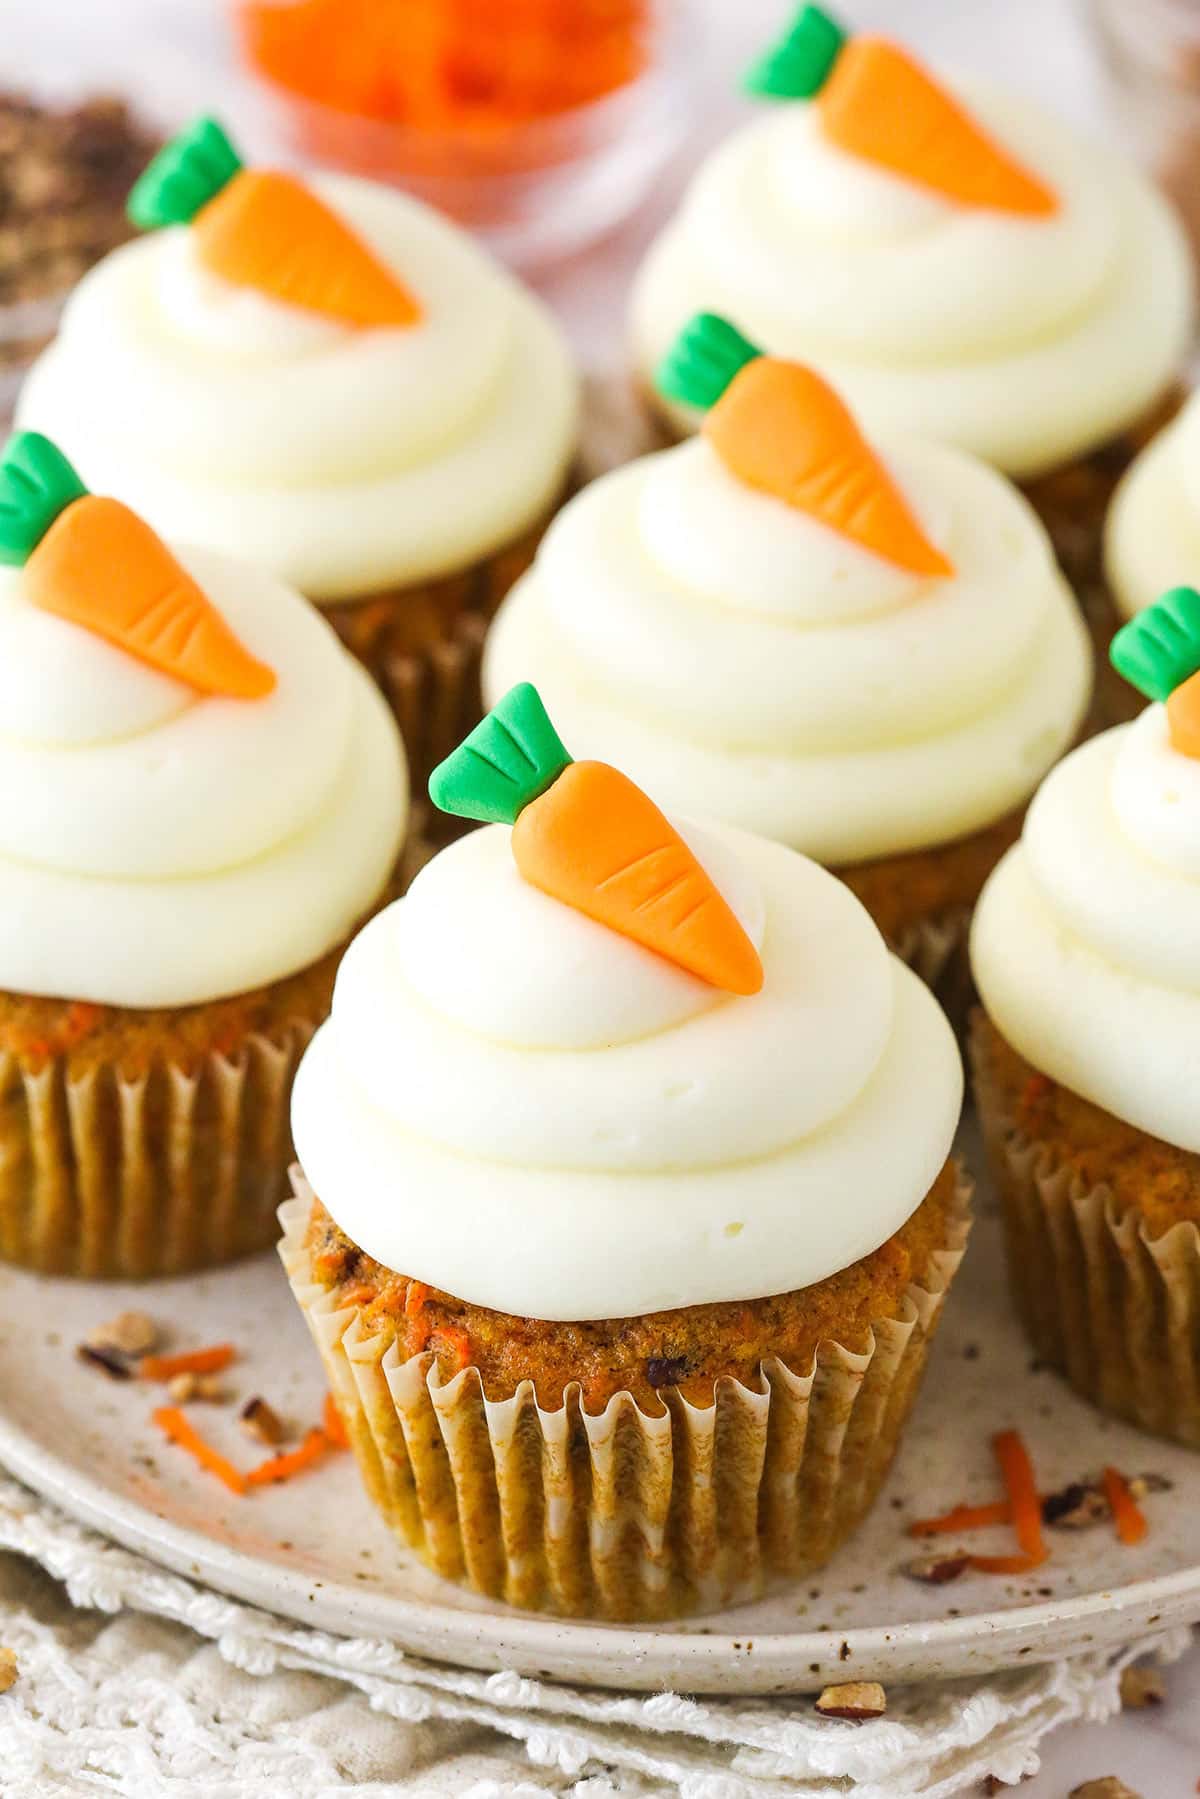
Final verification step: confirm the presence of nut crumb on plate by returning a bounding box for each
[1118,1665,1165,1709]
[1068,1780,1143,1799]
[86,1310,159,1359]
[814,1681,886,1720]
[240,1397,287,1447]
[0,1648,15,1693]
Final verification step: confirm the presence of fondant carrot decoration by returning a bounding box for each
[0,431,276,700]
[128,116,421,329]
[657,314,953,578]
[1111,586,1200,758]
[745,5,1057,217]
[429,684,764,996]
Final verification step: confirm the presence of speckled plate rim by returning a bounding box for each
[3,1403,1199,1695]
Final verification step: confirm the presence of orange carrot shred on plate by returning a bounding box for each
[139,1343,237,1382]
[27,496,276,700]
[152,1406,247,1496]
[513,760,764,996]
[704,358,953,578]
[965,1552,1047,1576]
[909,1500,1012,1538]
[246,1426,329,1487]
[819,37,1057,217]
[1103,1467,1149,1546]
[322,1392,349,1448]
[992,1429,1047,1564]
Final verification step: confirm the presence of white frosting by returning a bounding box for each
[0,547,409,1008]
[484,434,1091,865]
[292,819,962,1319]
[17,177,579,601]
[630,83,1193,478]
[971,712,1200,1152]
[1104,404,1200,621]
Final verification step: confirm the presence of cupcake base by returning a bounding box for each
[280,1162,971,1622]
[971,1010,1200,1447]
[835,806,1023,1031]
[0,843,430,1282]
[322,502,564,799]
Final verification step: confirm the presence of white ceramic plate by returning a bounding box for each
[1,1157,1198,1696]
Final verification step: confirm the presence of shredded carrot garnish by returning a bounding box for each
[992,1429,1046,1564]
[322,1392,348,1448]
[152,1406,247,1496]
[431,1324,472,1375]
[965,1552,1046,1576]
[247,1426,329,1487]
[909,1501,1012,1537]
[1103,1467,1149,1546]
[139,1344,236,1382]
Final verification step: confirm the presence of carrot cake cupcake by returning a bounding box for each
[629,5,1193,632]
[0,428,408,1279]
[971,588,1200,1445]
[484,319,1091,991]
[15,116,580,782]
[1106,393,1200,625]
[282,684,969,1620]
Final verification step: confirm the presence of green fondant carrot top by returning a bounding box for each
[1112,586,1200,758]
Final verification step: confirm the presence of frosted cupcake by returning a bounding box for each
[0,430,408,1278]
[630,6,1193,613]
[485,317,1091,991]
[282,684,969,1620]
[1107,396,1200,626]
[16,117,579,783]
[972,588,1200,1445]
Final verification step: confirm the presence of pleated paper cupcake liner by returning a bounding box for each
[279,1169,972,1623]
[0,838,432,1283]
[972,1017,1200,1447]
[322,502,564,801]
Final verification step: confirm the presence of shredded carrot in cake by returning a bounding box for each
[431,1325,473,1375]
[153,1406,247,1496]
[139,1344,236,1382]
[322,1392,348,1448]
[247,1426,329,1487]
[1103,1467,1148,1546]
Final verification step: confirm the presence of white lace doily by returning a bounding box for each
[0,1476,1190,1799]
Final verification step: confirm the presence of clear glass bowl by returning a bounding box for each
[233,1,697,268]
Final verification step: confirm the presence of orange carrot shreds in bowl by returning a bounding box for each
[428,683,764,995]
[655,313,953,578]
[127,116,421,329]
[0,430,275,699]
[744,4,1056,216]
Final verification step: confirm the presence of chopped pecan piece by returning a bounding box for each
[86,1310,159,1358]
[240,1397,287,1447]
[901,1552,970,1585]
[1068,1780,1143,1798]
[814,1680,886,1721]
[1042,1481,1109,1530]
[0,1647,15,1693]
[1118,1665,1165,1710]
[76,1343,132,1381]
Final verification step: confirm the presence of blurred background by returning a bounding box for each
[2,0,1196,402]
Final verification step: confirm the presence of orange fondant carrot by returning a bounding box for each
[195,170,421,329]
[26,496,275,700]
[705,358,952,576]
[512,760,764,995]
[820,38,1057,216]
[1166,669,1200,759]
[152,1406,248,1496]
[139,1344,237,1382]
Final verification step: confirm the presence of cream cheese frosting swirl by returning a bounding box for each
[630,83,1193,478]
[1105,400,1200,621]
[0,546,408,1007]
[17,176,579,600]
[484,432,1091,864]
[292,819,961,1319]
[971,710,1200,1152]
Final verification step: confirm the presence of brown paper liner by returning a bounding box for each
[321,499,566,799]
[971,1015,1200,1447]
[279,1170,972,1621]
[0,836,433,1282]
